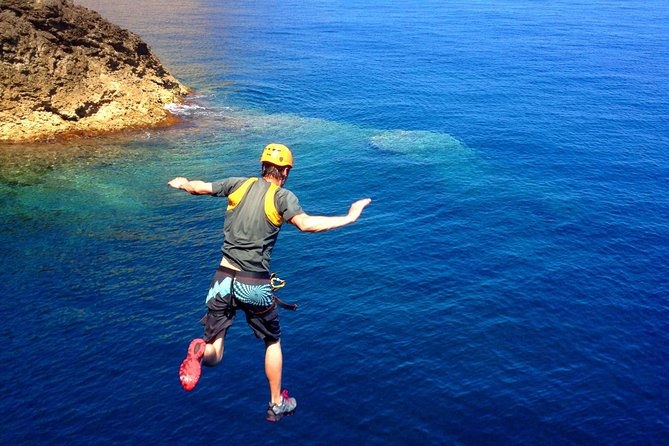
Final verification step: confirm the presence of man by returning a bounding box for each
[167,143,371,421]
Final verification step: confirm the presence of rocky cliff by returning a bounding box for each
[0,0,190,142]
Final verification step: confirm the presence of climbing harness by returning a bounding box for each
[220,270,298,317]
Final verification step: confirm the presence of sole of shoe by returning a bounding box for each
[266,409,296,422]
[179,339,206,391]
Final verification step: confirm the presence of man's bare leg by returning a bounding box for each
[265,339,283,404]
[264,338,297,421]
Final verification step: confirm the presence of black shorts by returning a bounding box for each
[199,266,281,342]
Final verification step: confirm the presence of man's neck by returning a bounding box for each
[263,175,284,187]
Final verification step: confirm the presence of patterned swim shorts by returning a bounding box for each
[200,265,280,341]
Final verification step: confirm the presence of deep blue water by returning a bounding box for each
[1,0,668,444]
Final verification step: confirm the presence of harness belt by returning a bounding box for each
[218,266,298,312]
[217,265,269,279]
[273,295,298,311]
[244,294,298,315]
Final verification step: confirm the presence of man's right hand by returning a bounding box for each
[289,197,372,232]
[347,198,372,223]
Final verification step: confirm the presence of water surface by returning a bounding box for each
[1,1,668,444]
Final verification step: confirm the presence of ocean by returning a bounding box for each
[1,0,667,444]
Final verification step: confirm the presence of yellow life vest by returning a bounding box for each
[226,177,283,226]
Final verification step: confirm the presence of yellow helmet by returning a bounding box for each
[260,143,293,167]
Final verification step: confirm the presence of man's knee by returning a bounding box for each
[265,337,280,348]
[203,339,224,366]
[203,353,221,367]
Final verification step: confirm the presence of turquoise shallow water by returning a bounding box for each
[1,1,668,444]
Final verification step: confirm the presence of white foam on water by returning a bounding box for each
[164,102,206,116]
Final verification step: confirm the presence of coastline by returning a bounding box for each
[0,102,188,145]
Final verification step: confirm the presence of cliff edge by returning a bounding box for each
[0,0,190,143]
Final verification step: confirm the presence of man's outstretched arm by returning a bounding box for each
[167,177,214,195]
[289,198,372,232]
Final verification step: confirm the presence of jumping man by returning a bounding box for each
[167,143,371,421]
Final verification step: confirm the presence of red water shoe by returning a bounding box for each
[179,338,206,391]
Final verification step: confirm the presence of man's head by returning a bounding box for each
[261,143,293,185]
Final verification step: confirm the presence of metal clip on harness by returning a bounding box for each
[270,273,298,311]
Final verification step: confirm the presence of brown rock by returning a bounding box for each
[0,0,190,142]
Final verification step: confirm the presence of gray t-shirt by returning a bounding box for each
[211,177,303,273]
